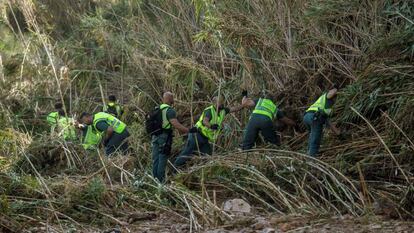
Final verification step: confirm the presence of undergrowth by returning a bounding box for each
[0,0,413,231]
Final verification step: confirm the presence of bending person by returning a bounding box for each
[80,112,129,156]
[174,95,247,168]
[303,86,341,157]
[241,91,295,150]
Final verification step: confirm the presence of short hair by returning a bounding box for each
[58,109,65,117]
[79,112,91,120]
[108,95,116,102]
[54,102,63,109]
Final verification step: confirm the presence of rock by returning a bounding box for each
[204,229,228,233]
[339,214,353,220]
[223,199,251,213]
[370,224,382,229]
[261,227,275,233]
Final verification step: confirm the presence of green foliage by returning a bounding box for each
[0,0,414,230]
[81,177,106,204]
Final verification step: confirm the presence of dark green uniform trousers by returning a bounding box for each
[303,112,325,157]
[242,114,280,150]
[151,132,173,183]
[105,129,130,155]
[174,132,211,167]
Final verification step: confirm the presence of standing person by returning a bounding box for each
[103,95,124,119]
[46,102,63,133]
[151,92,189,182]
[303,86,341,157]
[241,91,296,150]
[56,109,78,141]
[174,95,246,168]
[79,112,130,156]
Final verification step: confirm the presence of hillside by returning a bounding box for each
[0,0,413,232]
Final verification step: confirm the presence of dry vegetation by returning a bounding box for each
[0,0,413,232]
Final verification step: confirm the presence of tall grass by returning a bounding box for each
[0,0,413,231]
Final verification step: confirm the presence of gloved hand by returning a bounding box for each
[189,127,198,133]
[210,124,219,130]
[242,90,248,97]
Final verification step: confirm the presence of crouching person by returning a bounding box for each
[80,124,103,151]
[56,109,78,142]
[79,112,129,156]
[241,91,295,150]
[173,95,246,169]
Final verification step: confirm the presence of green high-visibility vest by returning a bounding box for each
[82,125,102,150]
[47,111,59,126]
[252,98,277,120]
[57,117,77,141]
[104,102,123,118]
[195,105,226,142]
[160,104,172,130]
[306,93,332,116]
[93,112,126,134]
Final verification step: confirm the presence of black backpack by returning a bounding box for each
[145,106,167,136]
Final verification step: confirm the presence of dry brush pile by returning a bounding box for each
[0,0,413,231]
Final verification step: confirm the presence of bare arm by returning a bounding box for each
[241,97,255,109]
[229,105,244,113]
[279,116,296,126]
[202,116,212,128]
[104,127,114,142]
[170,118,189,134]
[328,121,341,135]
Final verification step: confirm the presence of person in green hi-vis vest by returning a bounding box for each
[151,91,189,183]
[80,124,103,150]
[303,85,341,157]
[241,91,296,150]
[174,95,248,168]
[56,109,78,141]
[103,95,124,119]
[79,112,129,155]
[46,102,63,134]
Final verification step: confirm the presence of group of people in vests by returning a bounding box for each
[46,95,129,155]
[46,86,341,183]
[150,86,340,183]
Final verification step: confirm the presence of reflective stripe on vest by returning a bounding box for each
[83,125,102,150]
[58,117,77,140]
[47,112,59,125]
[160,104,172,130]
[93,112,126,134]
[306,93,332,116]
[195,105,226,142]
[252,98,277,120]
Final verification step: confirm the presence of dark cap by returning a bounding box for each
[54,102,63,109]
[108,95,116,102]
[79,112,91,120]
